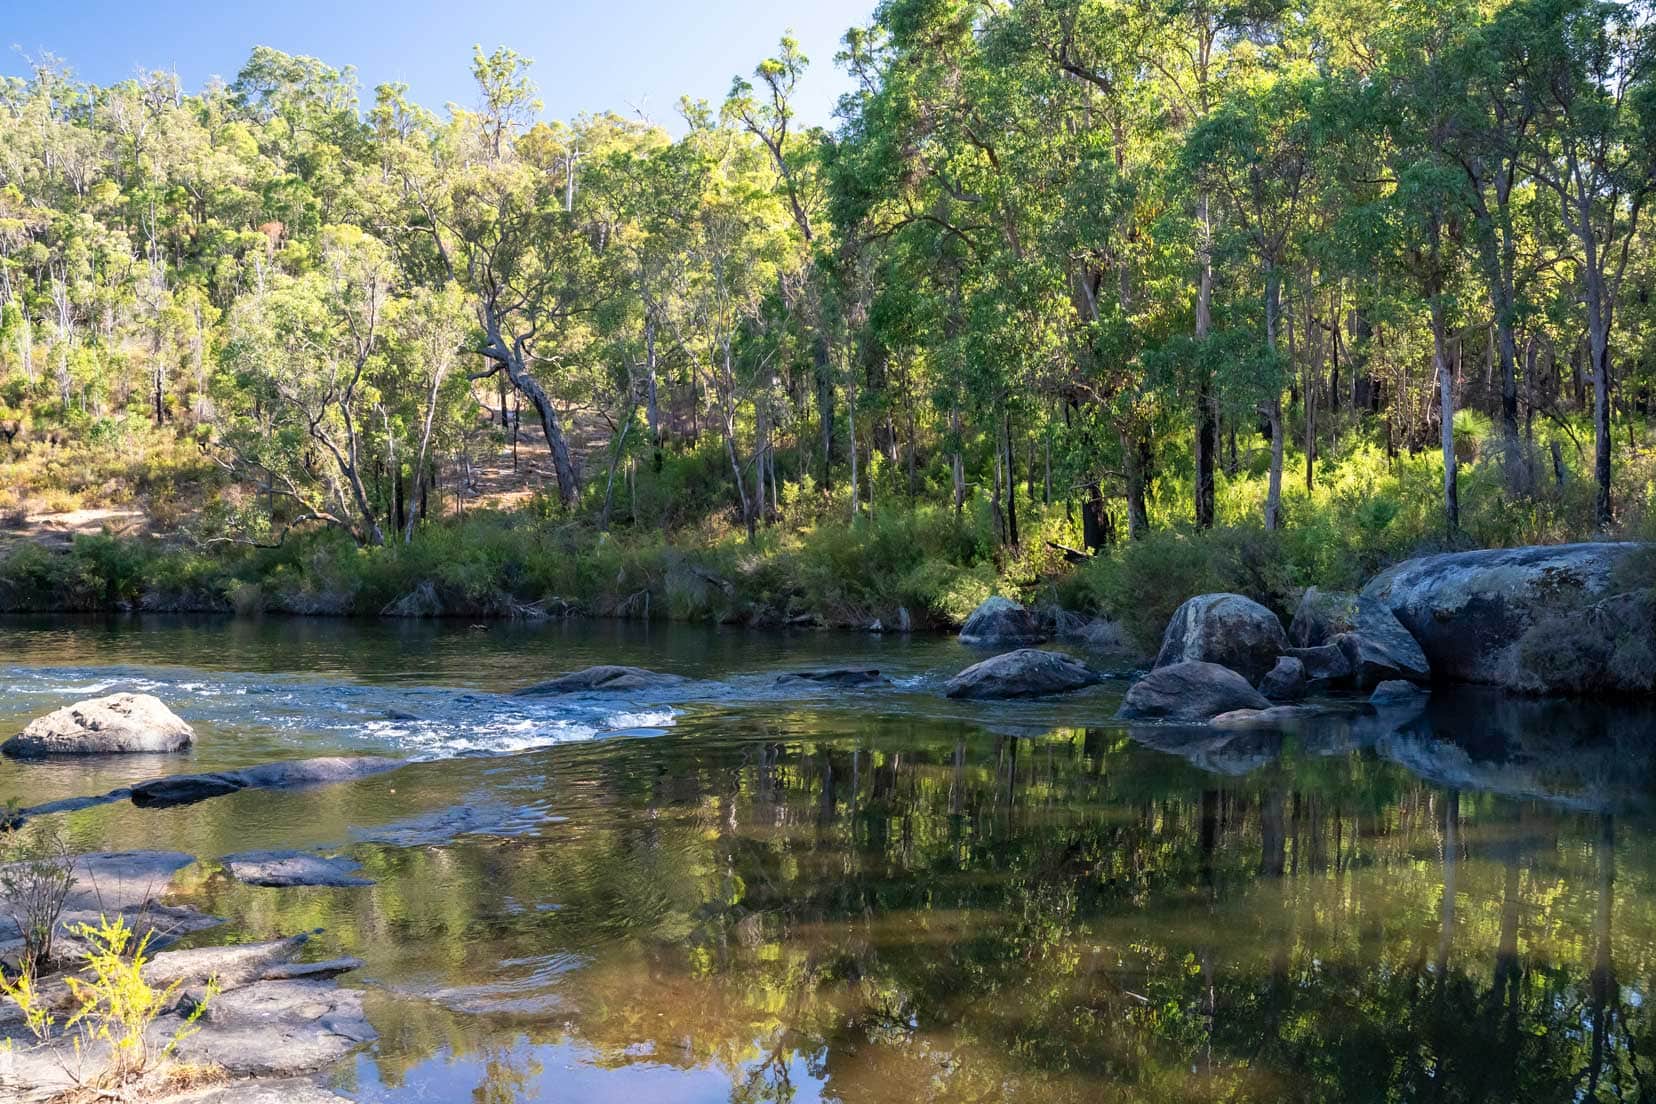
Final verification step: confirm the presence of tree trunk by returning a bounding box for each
[1194,193,1216,529]
[1122,430,1149,540]
[1004,411,1019,548]
[1263,260,1284,531]
[1433,302,1459,532]
[644,315,662,470]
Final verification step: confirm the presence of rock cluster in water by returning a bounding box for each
[1114,541,1653,724]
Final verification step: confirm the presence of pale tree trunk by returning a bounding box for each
[1263,260,1284,531]
[849,375,860,519]
[643,314,662,468]
[1195,192,1217,528]
[951,401,965,514]
[1432,300,1459,531]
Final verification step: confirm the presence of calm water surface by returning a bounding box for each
[5,614,1656,1102]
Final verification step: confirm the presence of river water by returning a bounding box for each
[4,614,1656,1102]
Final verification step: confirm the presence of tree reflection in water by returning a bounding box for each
[162,710,1656,1103]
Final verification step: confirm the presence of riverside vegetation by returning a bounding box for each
[0,0,1654,644]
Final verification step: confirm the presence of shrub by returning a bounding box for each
[0,809,75,975]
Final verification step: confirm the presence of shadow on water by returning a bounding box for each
[6,616,1656,1101]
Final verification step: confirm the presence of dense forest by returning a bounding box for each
[0,0,1653,633]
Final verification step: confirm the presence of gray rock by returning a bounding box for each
[513,665,687,695]
[1370,679,1429,706]
[1285,643,1355,689]
[1258,656,1307,701]
[944,649,1100,700]
[1362,542,1650,693]
[260,957,365,982]
[1154,594,1289,684]
[3,693,193,758]
[958,596,1045,646]
[1118,661,1271,722]
[145,933,317,994]
[775,668,888,688]
[1333,626,1430,689]
[1210,705,1322,728]
[1058,615,1137,657]
[129,756,405,809]
[1287,586,1360,647]
[222,850,373,888]
[166,980,375,1077]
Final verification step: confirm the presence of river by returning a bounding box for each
[4,613,1656,1102]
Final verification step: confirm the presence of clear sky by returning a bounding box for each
[4,0,878,130]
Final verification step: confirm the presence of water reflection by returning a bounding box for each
[9,615,1656,1101]
[137,715,1656,1102]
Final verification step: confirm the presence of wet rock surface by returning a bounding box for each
[513,665,688,695]
[944,649,1100,699]
[3,692,194,758]
[222,850,374,888]
[1119,661,1270,722]
[774,668,889,687]
[130,756,406,809]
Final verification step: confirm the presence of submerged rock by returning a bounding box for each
[513,665,687,695]
[774,668,889,688]
[1370,679,1430,706]
[1258,657,1308,701]
[222,850,374,888]
[3,692,193,758]
[1154,594,1289,684]
[1362,542,1652,693]
[944,649,1100,700]
[1210,705,1323,729]
[958,596,1046,646]
[1119,661,1270,722]
[129,756,405,809]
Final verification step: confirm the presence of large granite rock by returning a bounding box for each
[1362,542,1651,693]
[513,665,687,695]
[3,693,193,758]
[1118,661,1270,722]
[944,649,1100,699]
[1154,594,1288,684]
[958,596,1045,646]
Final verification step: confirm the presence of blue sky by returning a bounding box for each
[3,0,877,129]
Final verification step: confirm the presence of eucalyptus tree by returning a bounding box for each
[1186,74,1315,530]
[726,35,836,485]
[392,49,619,508]
[1516,0,1656,526]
